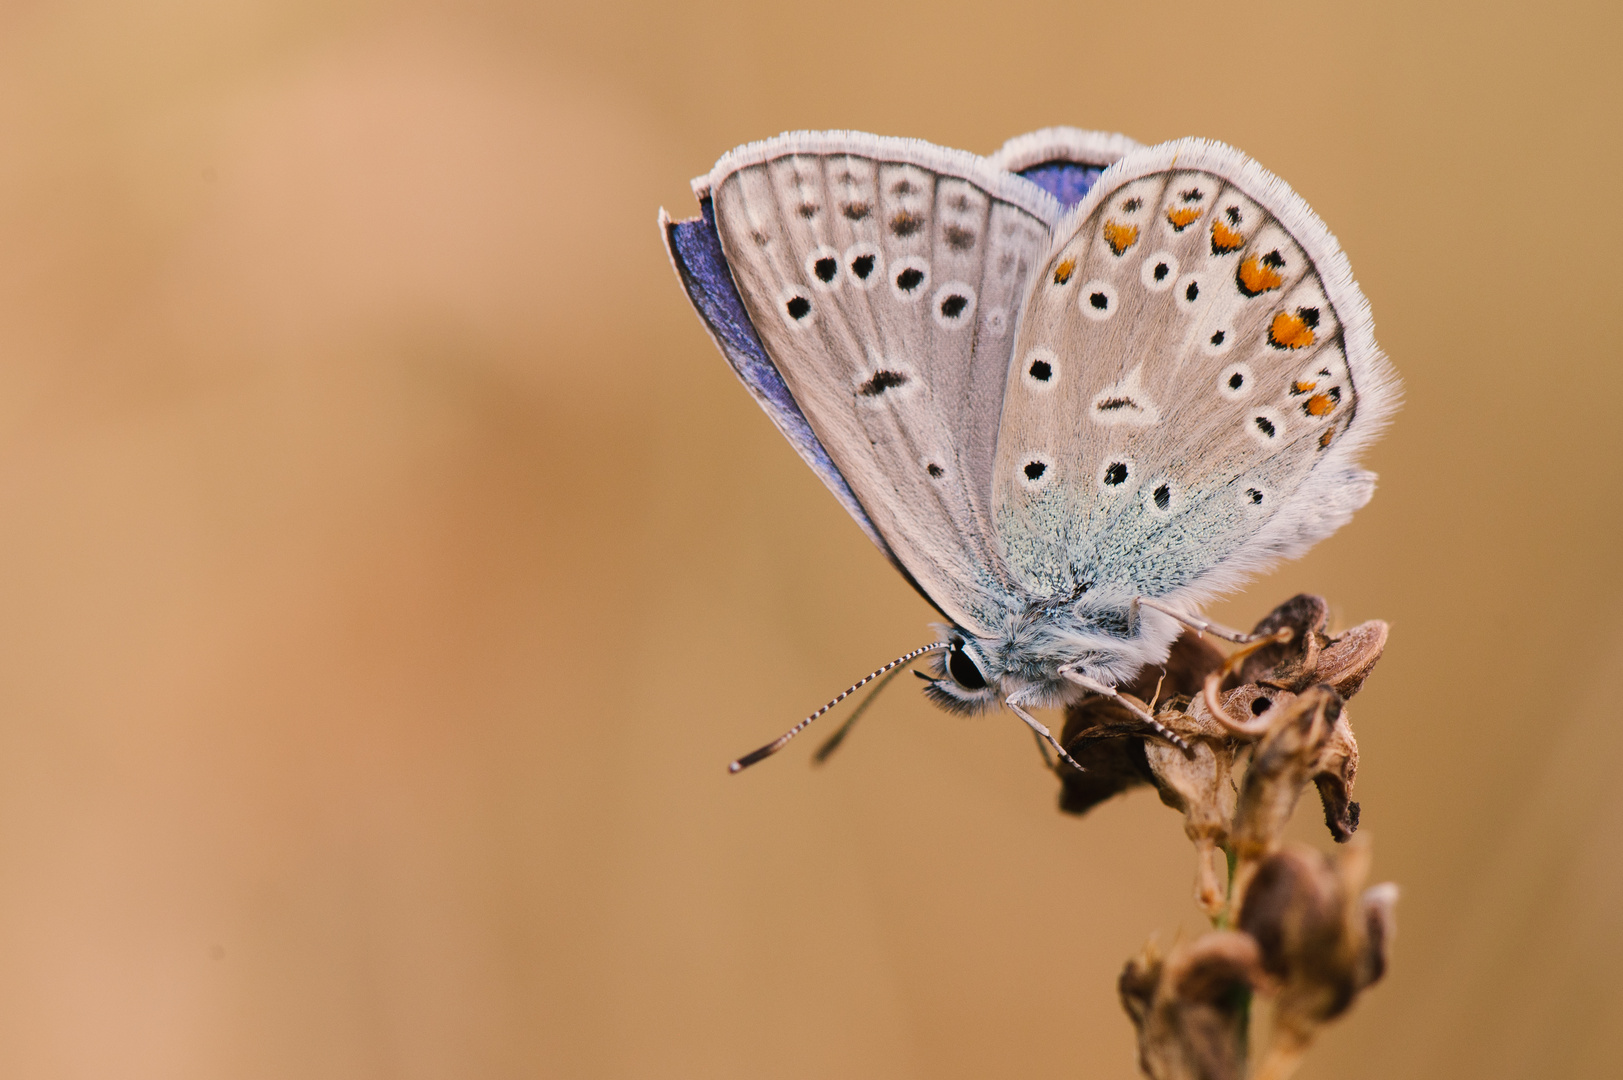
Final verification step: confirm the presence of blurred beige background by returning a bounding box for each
[0,1,1617,1077]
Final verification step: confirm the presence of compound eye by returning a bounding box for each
[946,643,988,690]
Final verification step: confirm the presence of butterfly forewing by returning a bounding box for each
[992,141,1397,608]
[707,136,1059,633]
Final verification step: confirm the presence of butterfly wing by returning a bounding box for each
[697,132,1066,634]
[662,200,897,562]
[991,139,1399,611]
[989,126,1142,210]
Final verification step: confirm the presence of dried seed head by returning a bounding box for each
[1097,595,1395,1080]
[1237,841,1397,1071]
[1120,931,1266,1080]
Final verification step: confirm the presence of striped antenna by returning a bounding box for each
[728,642,952,773]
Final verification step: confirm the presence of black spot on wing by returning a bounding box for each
[859,370,909,396]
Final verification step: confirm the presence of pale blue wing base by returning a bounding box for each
[664,200,950,610]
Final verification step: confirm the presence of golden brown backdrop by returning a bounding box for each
[0,1,1617,1077]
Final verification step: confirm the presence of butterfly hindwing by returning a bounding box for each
[701,133,1062,633]
[992,139,1398,610]
[989,126,1143,210]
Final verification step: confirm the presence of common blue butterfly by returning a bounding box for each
[661,128,1398,772]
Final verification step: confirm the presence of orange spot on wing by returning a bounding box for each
[1166,207,1202,230]
[1268,311,1316,349]
[1304,393,1336,416]
[1291,380,1318,395]
[1237,255,1285,296]
[1211,220,1244,253]
[1319,428,1334,449]
[1053,257,1076,285]
[1102,220,1139,255]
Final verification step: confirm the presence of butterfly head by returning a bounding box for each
[919,602,1184,715]
[917,631,1000,715]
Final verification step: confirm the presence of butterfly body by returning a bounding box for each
[663,128,1397,760]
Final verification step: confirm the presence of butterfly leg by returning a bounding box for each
[1137,596,1296,690]
[1059,669,1191,753]
[1004,697,1086,773]
[1136,597,1278,645]
[1029,727,1057,770]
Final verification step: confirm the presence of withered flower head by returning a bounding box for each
[1119,842,1396,1080]
[1237,842,1398,1078]
[1058,594,1386,861]
[1120,932,1265,1080]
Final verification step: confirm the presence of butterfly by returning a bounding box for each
[661,127,1398,772]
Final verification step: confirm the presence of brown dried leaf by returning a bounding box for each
[1314,620,1388,698]
[1056,630,1225,816]
[1054,734,1154,816]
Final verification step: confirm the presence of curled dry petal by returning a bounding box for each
[1313,620,1388,698]
[1230,687,1343,902]
[1236,594,1328,691]
[1120,932,1267,1080]
[1311,705,1361,842]
[1199,672,1278,737]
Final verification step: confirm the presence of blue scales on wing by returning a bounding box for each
[662,198,899,563]
[1015,162,1107,209]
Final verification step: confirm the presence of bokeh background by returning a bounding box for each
[0,1,1618,1077]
